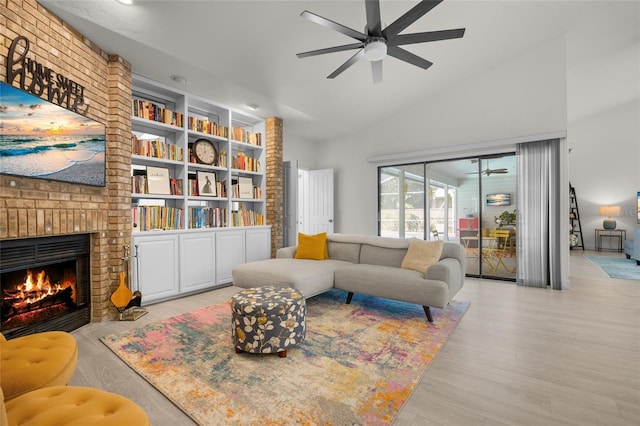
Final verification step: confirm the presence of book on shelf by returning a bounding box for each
[132,134,183,161]
[188,207,228,228]
[253,186,262,199]
[216,180,227,198]
[217,151,227,168]
[188,176,199,196]
[170,178,183,196]
[132,98,183,127]
[131,206,184,231]
[231,208,264,227]
[232,152,260,172]
[131,169,147,194]
[231,126,262,146]
[188,116,229,138]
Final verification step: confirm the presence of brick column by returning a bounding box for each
[100,55,132,320]
[266,117,284,258]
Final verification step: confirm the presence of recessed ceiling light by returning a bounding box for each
[245,103,258,111]
[116,0,134,5]
[171,75,187,84]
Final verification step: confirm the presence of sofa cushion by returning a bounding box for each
[327,241,361,263]
[334,264,450,309]
[295,232,328,260]
[328,233,410,249]
[232,258,351,298]
[401,239,444,273]
[360,245,407,268]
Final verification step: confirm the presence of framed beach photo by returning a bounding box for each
[146,166,171,195]
[0,82,106,187]
[486,193,511,206]
[197,171,217,196]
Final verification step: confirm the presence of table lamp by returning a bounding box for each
[599,205,621,229]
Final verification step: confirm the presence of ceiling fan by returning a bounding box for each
[296,0,465,83]
[467,160,509,176]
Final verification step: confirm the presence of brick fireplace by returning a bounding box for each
[1,0,133,328]
[1,235,91,338]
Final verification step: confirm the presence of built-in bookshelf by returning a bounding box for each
[129,75,271,304]
[130,75,266,232]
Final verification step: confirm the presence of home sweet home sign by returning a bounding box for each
[5,35,90,115]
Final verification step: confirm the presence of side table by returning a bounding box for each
[594,229,626,252]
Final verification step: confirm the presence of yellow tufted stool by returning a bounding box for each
[1,386,150,426]
[0,331,78,401]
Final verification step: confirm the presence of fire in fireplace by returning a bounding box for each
[2,262,78,331]
[0,235,90,338]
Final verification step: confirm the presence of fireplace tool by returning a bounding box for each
[111,244,147,321]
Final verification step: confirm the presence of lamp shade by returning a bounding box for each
[599,205,621,229]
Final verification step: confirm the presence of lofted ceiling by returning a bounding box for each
[38,1,594,143]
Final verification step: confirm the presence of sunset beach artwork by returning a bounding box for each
[0,82,106,186]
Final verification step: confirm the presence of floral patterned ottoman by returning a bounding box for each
[230,286,306,358]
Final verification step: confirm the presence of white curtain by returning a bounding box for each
[516,139,570,289]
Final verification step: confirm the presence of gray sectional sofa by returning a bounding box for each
[623,228,640,265]
[231,233,466,321]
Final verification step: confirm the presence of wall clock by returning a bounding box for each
[193,138,217,165]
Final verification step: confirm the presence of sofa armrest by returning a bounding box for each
[425,257,464,298]
[276,246,297,259]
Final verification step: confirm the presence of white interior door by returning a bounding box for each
[283,160,298,247]
[309,169,334,234]
[298,168,309,235]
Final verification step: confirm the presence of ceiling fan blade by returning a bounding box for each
[297,42,365,58]
[387,46,433,70]
[327,49,365,79]
[382,0,443,38]
[389,28,466,46]
[300,10,367,42]
[371,60,383,84]
[365,0,383,36]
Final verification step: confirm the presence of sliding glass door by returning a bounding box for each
[378,154,517,281]
[379,164,425,239]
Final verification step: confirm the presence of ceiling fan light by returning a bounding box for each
[364,39,387,61]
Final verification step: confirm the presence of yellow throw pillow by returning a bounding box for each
[295,232,329,260]
[401,239,444,273]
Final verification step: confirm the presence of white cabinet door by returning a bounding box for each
[246,228,271,262]
[132,234,179,305]
[216,230,245,285]
[179,232,216,293]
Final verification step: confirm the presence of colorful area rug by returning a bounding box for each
[585,255,640,280]
[101,289,469,425]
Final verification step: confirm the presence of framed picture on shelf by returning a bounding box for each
[197,171,217,196]
[238,177,253,199]
[146,166,171,195]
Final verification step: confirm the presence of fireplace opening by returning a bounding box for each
[1,235,91,339]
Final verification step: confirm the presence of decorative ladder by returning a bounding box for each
[569,183,584,250]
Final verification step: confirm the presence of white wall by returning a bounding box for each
[282,132,318,170]
[566,2,640,249]
[282,2,639,242]
[315,37,567,234]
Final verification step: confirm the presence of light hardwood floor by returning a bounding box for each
[70,250,640,425]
